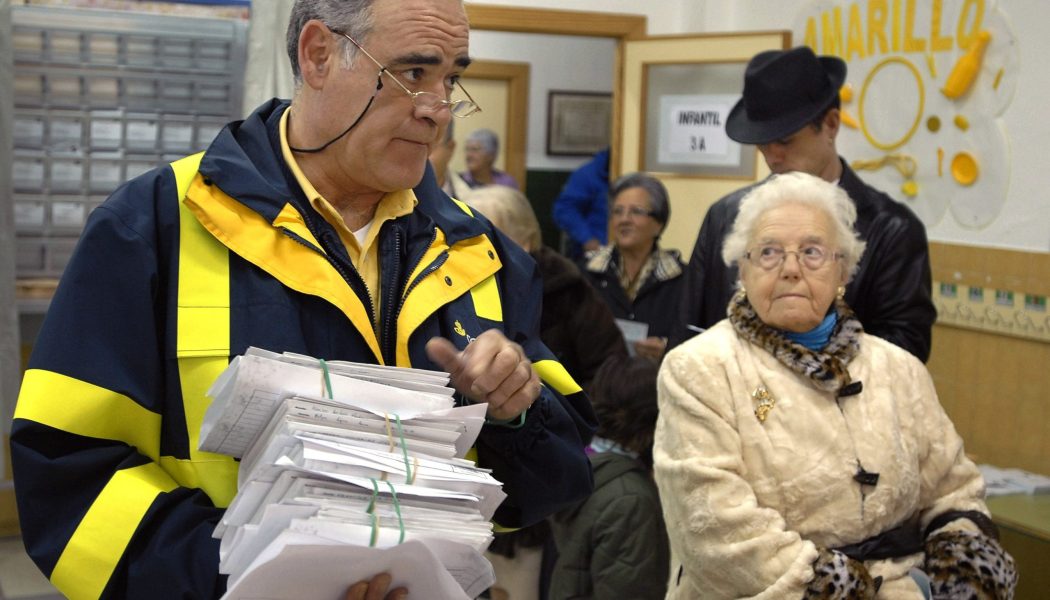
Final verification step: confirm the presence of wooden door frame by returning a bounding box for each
[465,5,648,182]
[462,60,530,190]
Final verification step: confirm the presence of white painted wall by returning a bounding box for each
[465,1,703,172]
[467,0,704,36]
[468,30,616,171]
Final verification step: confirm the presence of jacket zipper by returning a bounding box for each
[385,229,448,364]
[280,215,378,330]
[379,227,404,365]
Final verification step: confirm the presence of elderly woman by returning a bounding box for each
[461,128,519,189]
[654,172,1015,599]
[582,172,684,362]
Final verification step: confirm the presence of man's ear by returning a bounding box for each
[823,108,841,139]
[298,19,337,90]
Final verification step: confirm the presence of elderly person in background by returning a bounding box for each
[428,120,471,199]
[582,173,684,362]
[654,172,1015,599]
[461,128,519,189]
[465,185,626,389]
[465,185,627,600]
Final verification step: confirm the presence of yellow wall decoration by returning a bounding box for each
[795,0,1018,230]
[858,56,925,151]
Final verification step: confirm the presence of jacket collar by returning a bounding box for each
[728,292,863,394]
[585,244,683,284]
[196,99,490,246]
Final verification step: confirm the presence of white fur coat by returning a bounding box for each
[654,319,988,599]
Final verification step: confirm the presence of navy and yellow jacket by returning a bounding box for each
[11,99,596,599]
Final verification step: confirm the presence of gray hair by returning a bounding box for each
[462,185,542,252]
[610,172,670,229]
[286,0,376,88]
[466,129,499,159]
[721,171,865,280]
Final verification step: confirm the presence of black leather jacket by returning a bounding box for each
[670,159,936,362]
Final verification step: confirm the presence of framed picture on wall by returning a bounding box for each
[546,90,612,156]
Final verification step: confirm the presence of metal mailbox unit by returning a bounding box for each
[9,4,247,280]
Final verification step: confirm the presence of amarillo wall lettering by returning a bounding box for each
[793,0,1017,230]
[801,0,986,59]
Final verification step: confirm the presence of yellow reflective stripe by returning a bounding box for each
[469,275,503,322]
[171,152,204,200]
[450,198,474,216]
[15,369,161,459]
[175,159,229,357]
[172,154,238,505]
[532,360,583,395]
[396,233,502,366]
[51,463,177,600]
[184,177,382,362]
[170,354,238,507]
[158,455,238,508]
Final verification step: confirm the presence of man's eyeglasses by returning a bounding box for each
[332,29,481,118]
[611,206,655,219]
[744,244,841,271]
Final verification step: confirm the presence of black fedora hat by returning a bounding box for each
[725,46,846,145]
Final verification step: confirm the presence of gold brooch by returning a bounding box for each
[752,386,776,423]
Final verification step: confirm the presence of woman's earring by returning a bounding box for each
[836,286,845,299]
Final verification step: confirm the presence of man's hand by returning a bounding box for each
[426,330,541,421]
[344,573,406,600]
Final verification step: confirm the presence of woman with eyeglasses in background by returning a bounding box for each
[581,172,684,363]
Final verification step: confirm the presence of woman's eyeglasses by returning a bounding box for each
[744,244,842,271]
[611,206,655,219]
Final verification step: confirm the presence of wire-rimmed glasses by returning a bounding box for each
[332,29,481,118]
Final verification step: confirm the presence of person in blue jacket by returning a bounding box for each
[10,1,596,599]
[552,147,610,260]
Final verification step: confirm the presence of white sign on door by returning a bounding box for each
[658,94,741,167]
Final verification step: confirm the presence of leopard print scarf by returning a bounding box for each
[728,292,864,395]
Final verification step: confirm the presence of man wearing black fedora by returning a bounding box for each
[669,46,935,361]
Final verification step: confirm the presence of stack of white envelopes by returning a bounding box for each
[199,347,503,599]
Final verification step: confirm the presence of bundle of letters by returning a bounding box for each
[198,347,504,599]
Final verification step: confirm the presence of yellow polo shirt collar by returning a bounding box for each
[278,108,416,323]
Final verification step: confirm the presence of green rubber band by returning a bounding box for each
[385,481,405,544]
[318,358,333,399]
[485,408,528,429]
[367,477,379,514]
